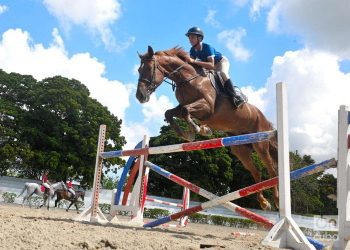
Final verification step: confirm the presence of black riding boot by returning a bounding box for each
[224,79,246,108]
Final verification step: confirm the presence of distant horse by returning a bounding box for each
[136,46,278,210]
[18,181,67,210]
[54,190,85,213]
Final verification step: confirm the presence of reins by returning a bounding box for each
[139,54,200,92]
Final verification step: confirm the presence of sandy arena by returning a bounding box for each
[0,203,286,250]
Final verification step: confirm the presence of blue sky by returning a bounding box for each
[0,0,350,166]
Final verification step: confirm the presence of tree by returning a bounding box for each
[147,122,234,201]
[102,176,119,190]
[0,70,37,175]
[0,70,126,187]
[290,151,325,214]
[318,174,337,215]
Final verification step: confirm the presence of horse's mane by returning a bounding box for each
[156,46,190,62]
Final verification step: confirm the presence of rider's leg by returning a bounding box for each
[68,188,75,199]
[215,57,246,108]
[224,79,246,108]
[43,183,50,194]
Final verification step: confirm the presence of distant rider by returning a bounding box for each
[67,179,75,199]
[42,170,51,194]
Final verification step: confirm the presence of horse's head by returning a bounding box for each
[136,46,165,103]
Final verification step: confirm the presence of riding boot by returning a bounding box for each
[224,79,246,108]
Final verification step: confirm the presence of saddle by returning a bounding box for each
[207,71,225,95]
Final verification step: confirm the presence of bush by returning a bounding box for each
[99,203,111,214]
[29,196,44,208]
[143,208,170,219]
[57,200,69,208]
[2,192,16,203]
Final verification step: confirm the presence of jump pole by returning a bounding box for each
[144,161,274,228]
[333,105,350,250]
[101,131,276,159]
[143,158,336,229]
[74,124,108,224]
[110,135,150,225]
[262,82,315,249]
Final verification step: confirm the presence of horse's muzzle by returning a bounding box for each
[136,85,150,103]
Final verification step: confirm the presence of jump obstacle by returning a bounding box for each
[75,82,348,250]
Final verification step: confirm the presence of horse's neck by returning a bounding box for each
[51,182,59,189]
[164,60,198,82]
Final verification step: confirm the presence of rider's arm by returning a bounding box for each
[192,56,215,70]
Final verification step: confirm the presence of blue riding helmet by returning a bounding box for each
[185,27,204,39]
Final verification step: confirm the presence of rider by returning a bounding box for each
[42,170,51,194]
[185,26,246,108]
[67,178,75,199]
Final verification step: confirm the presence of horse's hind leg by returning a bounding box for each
[230,144,272,210]
[253,141,279,209]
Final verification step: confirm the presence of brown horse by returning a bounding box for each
[55,190,85,213]
[136,46,278,210]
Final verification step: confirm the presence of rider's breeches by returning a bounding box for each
[43,183,50,189]
[68,188,75,196]
[214,56,230,82]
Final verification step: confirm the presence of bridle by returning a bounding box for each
[138,55,199,92]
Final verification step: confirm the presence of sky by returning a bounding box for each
[0,0,350,169]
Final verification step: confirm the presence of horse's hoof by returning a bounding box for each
[260,201,272,211]
[199,126,212,136]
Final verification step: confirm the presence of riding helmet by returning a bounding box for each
[185,27,204,39]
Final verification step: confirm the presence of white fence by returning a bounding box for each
[0,175,337,231]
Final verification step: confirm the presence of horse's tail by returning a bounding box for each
[17,183,28,197]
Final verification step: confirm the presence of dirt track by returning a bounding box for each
[0,203,286,250]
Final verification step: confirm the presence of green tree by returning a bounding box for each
[147,123,234,201]
[290,151,325,214]
[0,70,126,186]
[102,176,119,190]
[318,174,337,215]
[0,70,37,176]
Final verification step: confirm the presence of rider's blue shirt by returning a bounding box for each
[190,43,223,64]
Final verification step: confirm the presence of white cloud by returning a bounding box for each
[267,0,350,59]
[262,48,350,162]
[42,0,133,52]
[0,28,131,121]
[241,85,267,112]
[205,10,221,29]
[0,4,8,15]
[141,94,173,123]
[249,0,274,20]
[218,28,252,62]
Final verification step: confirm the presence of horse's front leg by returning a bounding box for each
[67,201,74,212]
[165,105,197,142]
[183,99,213,137]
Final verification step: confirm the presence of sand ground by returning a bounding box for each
[0,203,290,250]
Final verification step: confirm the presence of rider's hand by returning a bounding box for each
[186,57,195,64]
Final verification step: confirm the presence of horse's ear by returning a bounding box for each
[137,51,142,59]
[148,45,154,57]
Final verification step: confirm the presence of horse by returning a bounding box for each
[18,181,67,210]
[136,46,278,210]
[54,190,85,213]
